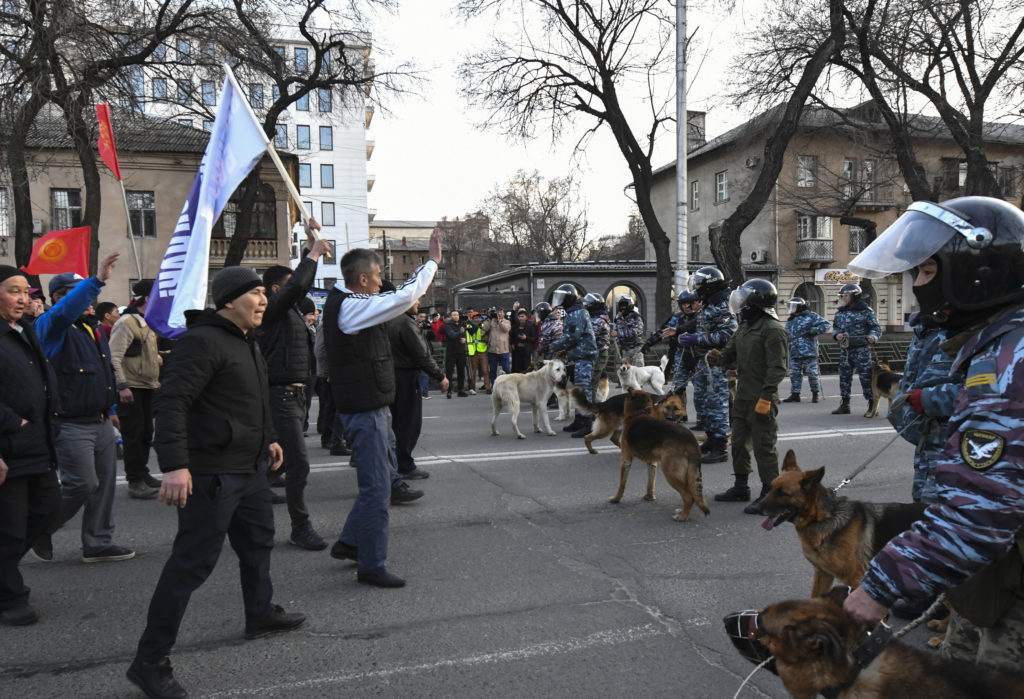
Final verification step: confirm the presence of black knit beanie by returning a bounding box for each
[212,266,262,309]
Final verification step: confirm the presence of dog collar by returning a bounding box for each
[821,621,893,699]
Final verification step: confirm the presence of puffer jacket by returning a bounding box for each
[109,307,160,390]
[0,319,60,477]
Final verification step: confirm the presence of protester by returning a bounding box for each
[127,266,303,699]
[483,305,512,386]
[33,255,135,564]
[781,297,830,403]
[322,227,442,588]
[550,284,598,438]
[443,310,469,398]
[510,307,537,373]
[612,295,645,366]
[23,288,45,324]
[842,196,1024,674]
[831,283,881,416]
[95,301,120,342]
[0,266,60,626]
[299,296,318,431]
[108,279,162,500]
[416,309,435,397]
[715,280,788,511]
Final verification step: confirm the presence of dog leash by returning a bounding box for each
[731,657,773,699]
[832,415,922,493]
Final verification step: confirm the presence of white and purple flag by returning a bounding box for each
[146,75,267,337]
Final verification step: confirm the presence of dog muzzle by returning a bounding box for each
[723,610,777,674]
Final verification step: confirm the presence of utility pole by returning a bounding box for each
[675,0,689,294]
[382,230,391,282]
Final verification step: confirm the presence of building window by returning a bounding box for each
[203,120,214,132]
[296,125,310,149]
[272,84,280,103]
[849,225,867,254]
[796,213,833,240]
[690,234,700,262]
[153,77,167,101]
[176,38,190,64]
[200,40,215,62]
[52,189,83,229]
[796,155,817,188]
[126,66,144,107]
[998,166,1017,198]
[321,201,335,226]
[320,164,334,188]
[401,254,409,264]
[298,164,311,188]
[715,170,728,202]
[248,84,263,109]
[152,43,166,62]
[274,124,288,149]
[295,92,308,111]
[319,125,333,150]
[689,179,699,210]
[177,119,193,128]
[317,88,332,112]
[294,47,308,72]
[0,188,9,238]
[176,79,191,105]
[273,46,285,58]
[842,158,856,198]
[302,200,313,217]
[201,80,216,106]
[861,159,876,201]
[127,191,156,237]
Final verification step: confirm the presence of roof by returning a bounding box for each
[26,109,213,155]
[454,261,657,290]
[376,238,431,251]
[370,220,438,230]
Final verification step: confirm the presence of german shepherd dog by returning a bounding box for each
[866,362,902,418]
[755,450,926,596]
[572,388,687,454]
[612,390,709,522]
[750,587,1024,699]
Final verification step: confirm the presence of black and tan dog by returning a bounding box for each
[866,362,903,418]
[755,450,926,596]
[610,390,709,522]
[572,388,687,454]
[749,587,1024,699]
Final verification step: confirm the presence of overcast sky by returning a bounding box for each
[367,1,765,239]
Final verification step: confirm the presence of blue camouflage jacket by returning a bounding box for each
[832,301,881,348]
[590,310,611,352]
[552,302,598,361]
[615,310,645,350]
[537,315,563,359]
[693,289,736,353]
[785,311,831,359]
[888,322,962,452]
[861,305,1024,608]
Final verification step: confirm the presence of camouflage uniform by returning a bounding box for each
[590,309,611,380]
[832,301,881,401]
[690,290,737,443]
[615,310,645,366]
[888,322,963,504]
[552,302,597,410]
[537,315,563,360]
[784,311,830,395]
[860,305,1024,672]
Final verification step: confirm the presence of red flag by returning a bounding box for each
[20,226,91,276]
[95,103,122,180]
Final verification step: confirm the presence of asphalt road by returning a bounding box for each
[2,375,936,699]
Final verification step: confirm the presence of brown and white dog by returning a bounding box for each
[866,362,902,418]
[616,354,668,395]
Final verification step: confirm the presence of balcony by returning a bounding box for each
[795,238,834,264]
[853,188,898,212]
[209,238,279,262]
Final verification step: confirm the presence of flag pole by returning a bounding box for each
[221,63,322,249]
[119,181,143,279]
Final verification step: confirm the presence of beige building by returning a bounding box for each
[650,102,1024,330]
[0,110,297,305]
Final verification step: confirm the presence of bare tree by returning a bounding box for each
[438,211,496,289]
[457,0,678,313]
[588,210,647,260]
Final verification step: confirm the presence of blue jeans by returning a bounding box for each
[421,371,430,395]
[339,408,393,574]
[488,352,511,384]
[50,420,118,551]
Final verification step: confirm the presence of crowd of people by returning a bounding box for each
[2,195,1024,694]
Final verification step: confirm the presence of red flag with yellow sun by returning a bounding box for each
[20,226,90,276]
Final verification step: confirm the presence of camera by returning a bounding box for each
[488,307,498,319]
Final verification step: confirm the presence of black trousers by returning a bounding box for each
[135,467,275,663]
[445,352,467,392]
[269,385,311,530]
[0,471,60,610]
[511,348,532,373]
[117,387,155,483]
[390,368,423,474]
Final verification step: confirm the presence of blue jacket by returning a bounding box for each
[888,323,962,451]
[35,278,116,422]
[785,311,831,359]
[832,300,881,348]
[614,310,645,350]
[552,302,597,361]
[693,289,736,353]
[590,310,611,352]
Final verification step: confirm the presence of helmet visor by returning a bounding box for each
[787,300,802,314]
[728,287,751,316]
[848,203,968,278]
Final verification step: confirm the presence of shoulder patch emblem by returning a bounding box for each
[960,429,1004,470]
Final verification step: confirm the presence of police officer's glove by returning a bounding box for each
[905,389,924,414]
[677,333,699,348]
[808,328,818,336]
[755,398,772,420]
[706,348,721,367]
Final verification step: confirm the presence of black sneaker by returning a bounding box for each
[31,533,53,561]
[330,541,358,561]
[127,657,187,699]
[357,570,406,588]
[82,544,135,563]
[390,482,424,505]
[142,473,163,488]
[1,604,39,626]
[244,604,305,640]
[290,527,327,551]
[401,468,430,479]
[714,485,751,502]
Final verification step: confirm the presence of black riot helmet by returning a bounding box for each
[615,294,635,314]
[786,297,808,315]
[838,283,862,306]
[676,290,700,310]
[850,197,1024,326]
[534,301,553,321]
[583,292,604,310]
[551,283,579,309]
[728,278,779,320]
[686,266,728,300]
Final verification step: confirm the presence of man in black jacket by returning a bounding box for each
[127,266,304,699]
[257,226,331,551]
[443,310,469,398]
[388,297,448,480]
[0,267,61,626]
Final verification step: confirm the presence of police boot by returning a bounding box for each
[743,485,771,515]
[562,414,584,432]
[831,399,850,415]
[702,438,728,464]
[714,483,750,502]
[571,415,594,438]
[811,392,819,403]
[692,420,706,432]
[782,393,801,403]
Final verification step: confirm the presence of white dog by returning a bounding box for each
[617,354,668,395]
[555,375,610,421]
[491,359,567,439]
